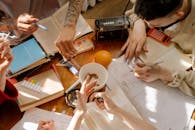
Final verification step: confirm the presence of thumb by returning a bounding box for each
[121,41,128,52]
[143,43,148,52]
[135,60,145,67]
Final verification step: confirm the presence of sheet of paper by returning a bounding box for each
[33,17,60,56]
[11,108,73,130]
[52,3,93,39]
[108,56,195,130]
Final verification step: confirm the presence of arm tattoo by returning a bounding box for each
[64,0,83,26]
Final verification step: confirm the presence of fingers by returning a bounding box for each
[95,99,105,110]
[125,39,137,61]
[142,42,148,52]
[55,39,76,60]
[56,41,71,59]
[134,65,151,74]
[17,22,38,32]
[120,41,128,53]
[38,120,54,130]
[84,81,97,97]
[135,39,146,56]
[18,14,39,23]
[80,75,91,92]
[68,41,77,54]
[17,14,39,33]
[135,74,150,82]
[55,26,77,60]
[0,40,12,59]
[124,20,147,61]
[84,75,91,85]
[135,61,145,67]
[76,91,83,103]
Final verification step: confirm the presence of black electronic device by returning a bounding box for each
[95,15,130,41]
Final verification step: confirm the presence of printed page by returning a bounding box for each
[52,3,69,28]
[74,15,93,39]
[108,56,195,130]
[33,17,60,56]
[11,108,73,130]
[33,3,93,56]
[52,3,93,39]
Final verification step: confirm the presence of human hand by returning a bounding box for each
[134,61,173,82]
[55,25,77,60]
[37,120,55,130]
[94,92,119,115]
[123,19,148,61]
[0,38,13,74]
[16,14,39,34]
[77,75,97,114]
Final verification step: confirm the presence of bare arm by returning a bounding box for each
[0,39,13,91]
[95,93,157,130]
[55,0,83,60]
[114,107,157,130]
[64,0,83,26]
[67,76,96,130]
[67,110,85,130]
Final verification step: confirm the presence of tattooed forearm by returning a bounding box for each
[64,0,83,26]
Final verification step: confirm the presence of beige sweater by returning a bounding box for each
[165,0,195,97]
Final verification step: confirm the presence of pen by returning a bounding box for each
[56,59,80,75]
[4,32,10,40]
[23,15,47,31]
[34,23,47,31]
[137,57,163,67]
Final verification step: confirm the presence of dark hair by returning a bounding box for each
[134,0,183,21]
[0,10,6,20]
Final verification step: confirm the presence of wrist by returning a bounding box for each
[75,110,86,117]
[128,13,140,29]
[129,14,147,31]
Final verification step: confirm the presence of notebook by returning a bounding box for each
[8,38,49,77]
[14,68,64,112]
[8,3,93,77]
[33,3,93,56]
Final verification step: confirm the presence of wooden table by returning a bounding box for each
[0,20,125,130]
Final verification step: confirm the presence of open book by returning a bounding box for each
[33,3,93,56]
[139,37,192,72]
[14,68,64,112]
[8,3,93,78]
